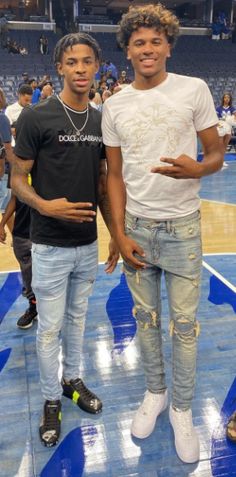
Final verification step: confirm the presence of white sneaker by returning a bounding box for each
[131,389,168,438]
[169,405,200,463]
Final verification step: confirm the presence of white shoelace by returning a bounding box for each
[140,391,163,415]
[173,409,193,437]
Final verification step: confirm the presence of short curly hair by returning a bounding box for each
[117,3,179,51]
[53,32,102,65]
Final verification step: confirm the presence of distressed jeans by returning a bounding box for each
[32,241,98,401]
[123,210,202,410]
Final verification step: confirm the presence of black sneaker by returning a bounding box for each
[39,400,62,447]
[17,308,37,329]
[62,378,102,414]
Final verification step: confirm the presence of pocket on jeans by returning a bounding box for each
[32,243,57,255]
[172,217,201,240]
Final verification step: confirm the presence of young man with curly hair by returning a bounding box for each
[102,3,223,463]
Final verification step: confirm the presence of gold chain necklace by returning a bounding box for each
[56,94,89,138]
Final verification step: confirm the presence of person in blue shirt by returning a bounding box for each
[216,93,236,161]
[29,78,41,104]
[216,92,236,119]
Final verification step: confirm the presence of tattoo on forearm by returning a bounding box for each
[11,158,41,210]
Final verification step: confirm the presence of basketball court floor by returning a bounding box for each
[0,156,236,477]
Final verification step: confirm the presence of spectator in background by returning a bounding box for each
[97,79,107,98]
[40,83,53,100]
[39,34,49,55]
[216,92,236,119]
[104,60,118,80]
[19,72,30,88]
[102,89,112,103]
[0,190,38,330]
[19,45,28,55]
[29,79,41,104]
[5,84,33,145]
[38,74,52,90]
[106,70,116,90]
[117,70,132,89]
[94,91,103,111]
[89,88,100,110]
[216,92,236,165]
[0,88,14,233]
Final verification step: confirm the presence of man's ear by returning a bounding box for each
[126,46,131,60]
[95,60,99,74]
[167,44,171,58]
[56,62,63,77]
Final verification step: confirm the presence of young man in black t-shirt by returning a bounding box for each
[11,32,119,447]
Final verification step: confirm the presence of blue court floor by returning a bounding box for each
[0,158,236,477]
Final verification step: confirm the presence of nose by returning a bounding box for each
[75,61,86,74]
[142,42,155,55]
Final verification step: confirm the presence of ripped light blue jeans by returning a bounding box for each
[32,241,98,401]
[123,210,202,410]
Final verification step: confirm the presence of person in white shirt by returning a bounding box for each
[102,3,223,465]
[5,84,33,144]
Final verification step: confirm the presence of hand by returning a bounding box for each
[39,198,97,222]
[104,238,120,274]
[117,235,146,270]
[0,224,6,244]
[151,155,203,179]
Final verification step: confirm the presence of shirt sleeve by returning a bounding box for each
[0,114,11,143]
[14,107,41,160]
[102,102,121,147]
[193,80,219,132]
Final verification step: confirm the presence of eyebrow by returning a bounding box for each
[66,55,94,61]
[133,37,163,43]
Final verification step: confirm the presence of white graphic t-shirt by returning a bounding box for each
[102,73,218,219]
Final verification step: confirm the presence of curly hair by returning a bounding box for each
[117,3,179,51]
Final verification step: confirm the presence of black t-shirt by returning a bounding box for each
[14,96,104,247]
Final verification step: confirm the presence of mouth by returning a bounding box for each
[140,58,156,67]
[74,78,89,87]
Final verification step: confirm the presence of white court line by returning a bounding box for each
[204,253,236,256]
[0,260,123,275]
[203,260,236,293]
[1,261,235,294]
[0,269,19,275]
[201,199,236,207]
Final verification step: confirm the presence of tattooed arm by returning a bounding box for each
[11,155,96,223]
[11,156,44,210]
